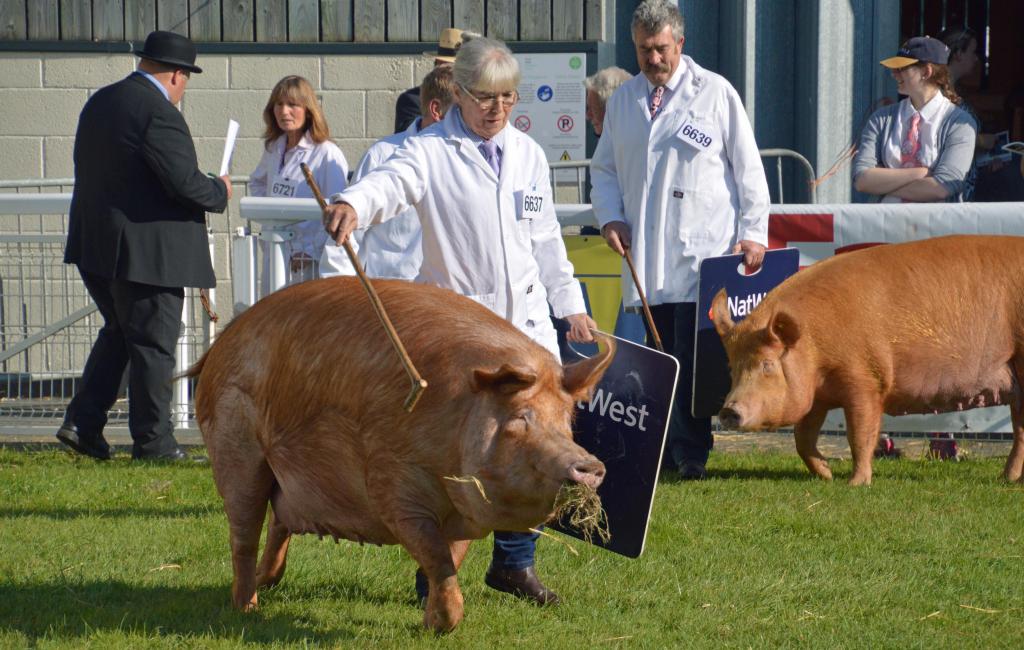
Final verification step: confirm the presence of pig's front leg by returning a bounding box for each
[392,514,464,632]
[843,399,883,486]
[794,408,832,480]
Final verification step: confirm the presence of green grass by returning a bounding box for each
[1,447,1022,649]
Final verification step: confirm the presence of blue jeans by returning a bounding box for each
[649,302,713,468]
[415,530,539,598]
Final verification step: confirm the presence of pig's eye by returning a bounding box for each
[762,359,775,374]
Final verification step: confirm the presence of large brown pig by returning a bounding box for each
[711,235,1024,486]
[190,277,613,632]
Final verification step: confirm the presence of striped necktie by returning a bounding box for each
[900,112,922,168]
[650,85,666,120]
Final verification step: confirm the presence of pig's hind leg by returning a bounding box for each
[255,506,292,588]
[794,408,832,481]
[1004,381,1024,482]
[203,390,276,611]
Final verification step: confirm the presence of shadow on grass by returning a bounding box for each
[0,579,420,643]
[657,467,813,483]
[0,505,218,520]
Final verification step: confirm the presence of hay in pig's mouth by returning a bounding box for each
[550,483,610,544]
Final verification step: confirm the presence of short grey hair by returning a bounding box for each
[632,0,685,40]
[453,36,521,92]
[583,67,633,104]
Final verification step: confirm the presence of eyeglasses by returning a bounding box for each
[458,84,519,111]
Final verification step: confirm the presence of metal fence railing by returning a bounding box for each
[0,188,213,434]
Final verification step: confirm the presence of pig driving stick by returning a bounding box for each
[300,163,428,412]
[623,247,663,352]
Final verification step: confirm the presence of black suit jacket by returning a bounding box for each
[65,73,228,288]
[394,86,421,134]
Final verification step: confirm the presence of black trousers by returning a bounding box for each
[647,302,713,468]
[66,269,184,456]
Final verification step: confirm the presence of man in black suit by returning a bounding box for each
[57,31,232,462]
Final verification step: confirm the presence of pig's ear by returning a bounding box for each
[471,364,538,395]
[710,289,735,338]
[562,330,617,401]
[766,310,801,348]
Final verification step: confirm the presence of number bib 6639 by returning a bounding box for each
[676,119,717,151]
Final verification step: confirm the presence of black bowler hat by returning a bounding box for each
[135,30,203,74]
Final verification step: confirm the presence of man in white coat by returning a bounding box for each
[320,65,455,279]
[590,0,770,480]
[322,36,596,607]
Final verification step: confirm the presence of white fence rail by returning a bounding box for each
[0,192,212,434]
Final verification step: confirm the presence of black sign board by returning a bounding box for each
[552,334,679,558]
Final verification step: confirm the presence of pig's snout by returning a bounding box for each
[568,458,606,490]
[719,403,743,430]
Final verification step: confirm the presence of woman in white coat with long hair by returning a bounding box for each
[321,36,595,612]
[250,75,348,292]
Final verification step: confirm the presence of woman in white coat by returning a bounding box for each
[322,36,595,608]
[250,75,348,292]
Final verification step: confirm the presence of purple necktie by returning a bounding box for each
[479,140,501,177]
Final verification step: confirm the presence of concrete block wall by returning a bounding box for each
[0,50,431,323]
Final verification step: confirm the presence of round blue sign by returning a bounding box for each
[537,85,553,102]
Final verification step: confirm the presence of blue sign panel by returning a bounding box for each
[552,335,679,558]
[692,248,800,418]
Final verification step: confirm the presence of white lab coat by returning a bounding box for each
[336,108,586,356]
[250,133,349,287]
[590,55,770,306]
[321,120,422,280]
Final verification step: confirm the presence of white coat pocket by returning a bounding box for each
[668,185,712,245]
[466,292,497,312]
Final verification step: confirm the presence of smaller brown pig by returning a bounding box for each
[712,235,1024,486]
[190,277,614,632]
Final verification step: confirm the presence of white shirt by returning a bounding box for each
[321,120,423,280]
[334,108,585,357]
[249,133,349,260]
[880,93,957,203]
[590,56,770,306]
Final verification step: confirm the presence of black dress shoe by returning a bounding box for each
[132,446,207,463]
[484,565,560,606]
[678,463,707,481]
[55,424,111,460]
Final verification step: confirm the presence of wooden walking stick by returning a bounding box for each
[622,246,664,352]
[300,163,428,412]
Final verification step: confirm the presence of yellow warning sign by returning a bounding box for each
[560,150,571,161]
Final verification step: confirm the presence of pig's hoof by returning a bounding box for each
[234,593,258,612]
[847,475,872,486]
[423,605,462,633]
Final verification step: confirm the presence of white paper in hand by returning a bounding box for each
[218,119,240,176]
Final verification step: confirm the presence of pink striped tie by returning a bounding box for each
[649,85,665,120]
[900,112,922,168]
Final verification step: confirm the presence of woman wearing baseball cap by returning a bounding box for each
[852,36,977,203]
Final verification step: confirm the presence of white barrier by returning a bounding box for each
[0,191,208,429]
[235,198,1024,434]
